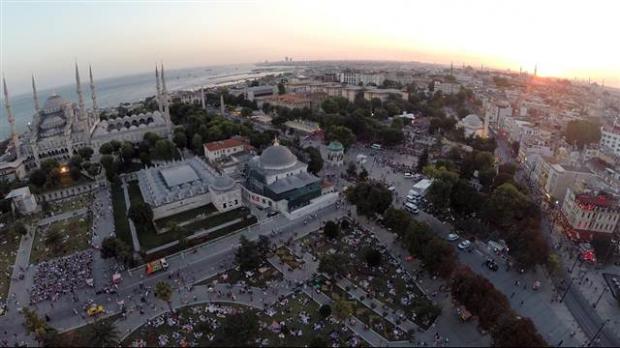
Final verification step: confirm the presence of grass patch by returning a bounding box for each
[122,294,363,347]
[0,223,22,301]
[154,204,217,230]
[30,216,92,264]
[111,180,131,246]
[45,194,93,216]
[143,215,257,262]
[197,264,283,288]
[274,246,304,269]
[58,313,123,346]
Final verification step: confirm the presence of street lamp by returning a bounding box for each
[586,319,610,347]
[593,287,609,308]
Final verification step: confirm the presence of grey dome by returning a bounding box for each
[210,175,235,191]
[43,94,70,113]
[461,114,483,128]
[259,144,297,170]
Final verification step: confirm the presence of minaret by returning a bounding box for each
[155,65,163,113]
[220,94,225,116]
[32,75,40,113]
[160,63,171,128]
[3,76,21,159]
[75,61,86,124]
[89,65,98,128]
[200,88,206,110]
[534,64,537,77]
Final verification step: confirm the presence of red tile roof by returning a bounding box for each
[204,138,249,152]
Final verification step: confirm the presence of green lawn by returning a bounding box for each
[154,204,217,230]
[111,180,131,246]
[57,313,123,346]
[47,194,93,215]
[197,263,283,288]
[122,293,363,347]
[30,215,92,264]
[0,223,23,301]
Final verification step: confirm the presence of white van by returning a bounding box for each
[404,202,419,214]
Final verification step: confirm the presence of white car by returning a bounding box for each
[447,233,460,241]
[404,173,413,178]
[457,240,472,250]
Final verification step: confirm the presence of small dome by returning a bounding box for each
[461,114,483,128]
[43,94,70,113]
[259,143,297,170]
[210,175,235,191]
[327,141,344,152]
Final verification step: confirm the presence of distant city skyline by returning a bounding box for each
[1,0,619,94]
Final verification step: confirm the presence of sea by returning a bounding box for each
[0,63,291,139]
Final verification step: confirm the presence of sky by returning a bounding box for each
[1,0,619,94]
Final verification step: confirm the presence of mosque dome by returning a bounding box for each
[210,175,235,192]
[259,143,297,170]
[461,114,483,128]
[43,94,70,114]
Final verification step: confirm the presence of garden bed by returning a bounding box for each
[30,215,92,264]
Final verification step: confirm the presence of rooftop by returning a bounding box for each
[575,191,618,208]
[204,138,249,152]
[160,165,200,188]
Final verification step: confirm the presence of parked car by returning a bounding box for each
[404,172,414,179]
[446,233,460,241]
[457,240,472,250]
[485,259,499,271]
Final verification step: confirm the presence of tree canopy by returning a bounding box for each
[564,119,601,148]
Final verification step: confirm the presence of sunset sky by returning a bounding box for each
[1,0,619,93]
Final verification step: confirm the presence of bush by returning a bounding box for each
[318,304,332,318]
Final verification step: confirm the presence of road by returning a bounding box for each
[494,133,620,347]
[0,196,346,346]
[345,141,592,346]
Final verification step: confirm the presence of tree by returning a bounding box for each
[22,307,56,343]
[156,139,177,160]
[100,237,132,266]
[318,254,347,277]
[346,162,357,177]
[564,119,601,149]
[120,142,134,163]
[359,168,369,181]
[318,304,332,318]
[417,148,429,172]
[99,142,115,155]
[214,311,259,346]
[241,107,253,117]
[547,253,562,275]
[78,147,94,161]
[305,146,323,175]
[29,169,47,188]
[277,82,286,95]
[383,208,411,237]
[256,235,272,258]
[128,202,153,226]
[154,281,174,312]
[192,133,204,155]
[323,220,340,239]
[235,235,263,272]
[309,336,328,348]
[483,183,529,228]
[173,131,187,149]
[326,126,356,149]
[321,99,339,113]
[346,182,392,217]
[511,141,520,157]
[491,315,547,347]
[45,229,63,251]
[333,298,353,319]
[364,248,382,267]
[13,222,28,236]
[86,319,120,347]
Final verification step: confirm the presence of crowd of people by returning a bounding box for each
[30,251,94,304]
